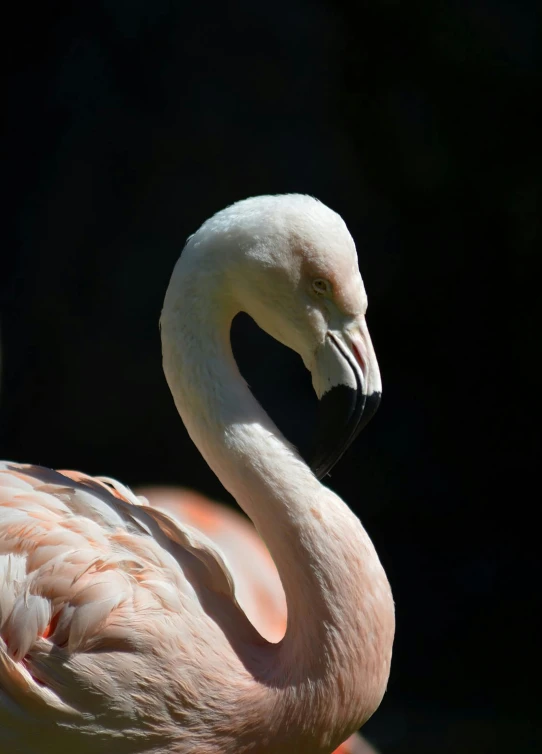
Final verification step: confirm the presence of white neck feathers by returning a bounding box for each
[160,224,394,750]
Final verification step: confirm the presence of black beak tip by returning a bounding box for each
[308,388,382,480]
[367,390,382,415]
[358,390,381,431]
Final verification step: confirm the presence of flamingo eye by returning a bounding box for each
[312,279,331,297]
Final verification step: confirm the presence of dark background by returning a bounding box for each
[3,2,540,752]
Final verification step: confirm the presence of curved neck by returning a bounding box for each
[161,257,394,749]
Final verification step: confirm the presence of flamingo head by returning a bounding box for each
[185,193,382,479]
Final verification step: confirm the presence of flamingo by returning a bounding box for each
[0,194,394,753]
[138,485,382,754]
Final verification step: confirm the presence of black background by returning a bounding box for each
[3,3,540,752]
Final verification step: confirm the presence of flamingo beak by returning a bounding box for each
[308,318,381,480]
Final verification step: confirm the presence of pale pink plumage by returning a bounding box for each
[0,194,394,753]
[0,464,241,748]
[139,485,381,754]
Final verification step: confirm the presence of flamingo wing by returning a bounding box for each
[0,462,236,738]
